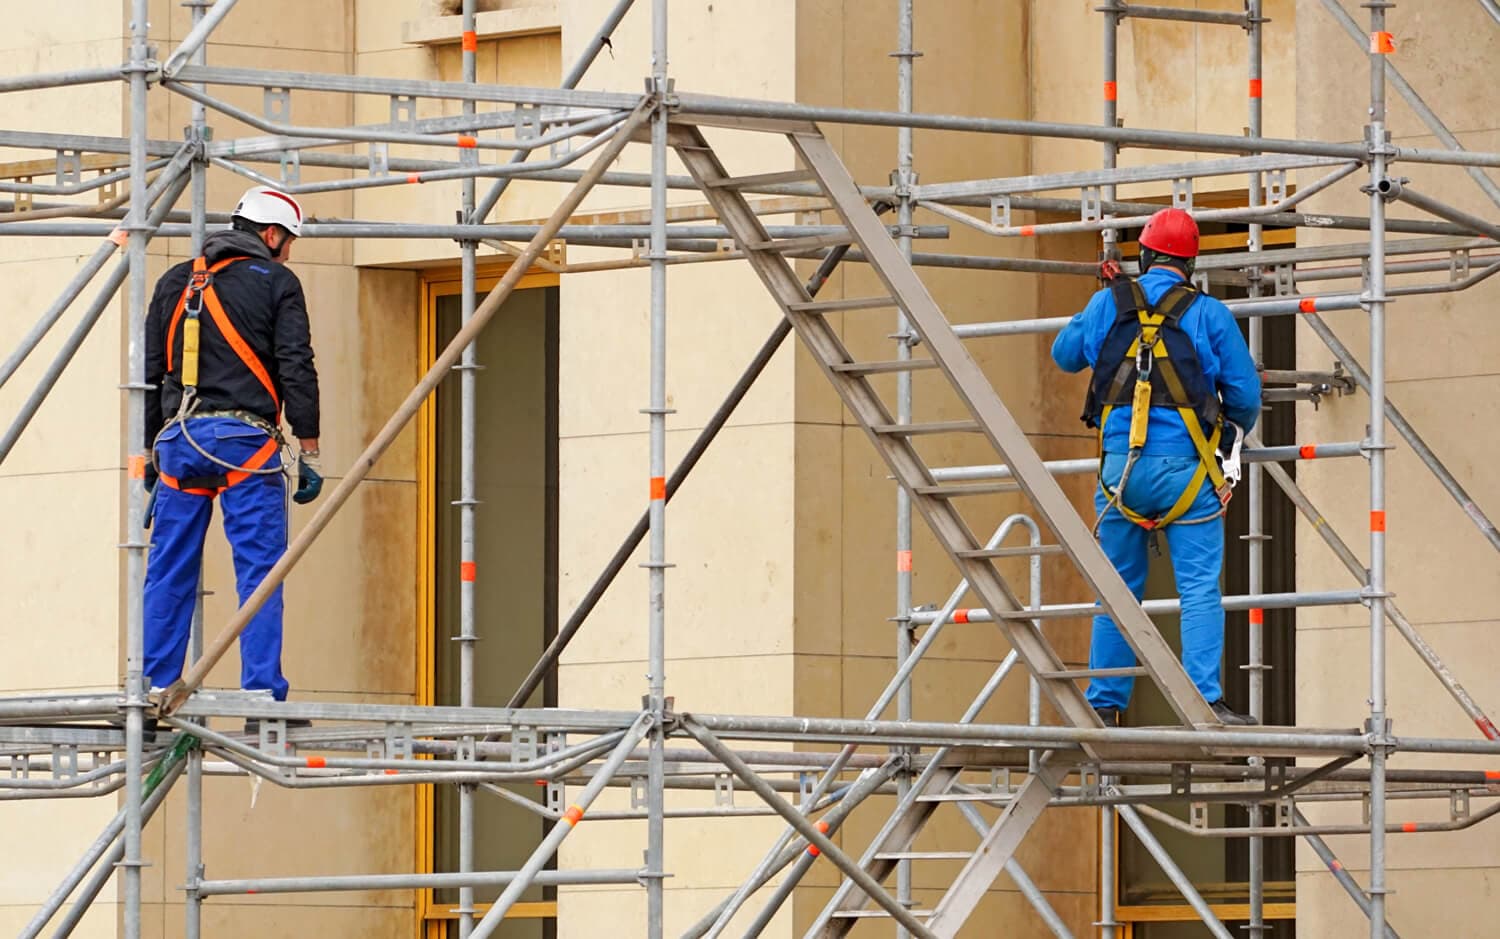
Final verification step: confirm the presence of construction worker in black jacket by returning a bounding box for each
[142,186,322,703]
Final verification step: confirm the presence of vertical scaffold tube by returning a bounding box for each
[1365,4,1394,937]
[646,4,669,936]
[457,1,479,935]
[122,2,152,936]
[893,1,917,931]
[1245,1,1268,932]
[185,5,210,935]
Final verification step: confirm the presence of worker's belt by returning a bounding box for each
[158,412,282,498]
[189,408,281,441]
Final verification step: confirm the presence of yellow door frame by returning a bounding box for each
[414,263,561,937]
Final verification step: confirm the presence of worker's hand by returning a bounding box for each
[294,449,323,505]
[1099,258,1123,283]
[143,460,158,494]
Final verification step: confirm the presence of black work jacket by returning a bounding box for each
[144,230,319,447]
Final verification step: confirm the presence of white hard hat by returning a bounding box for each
[232,186,303,237]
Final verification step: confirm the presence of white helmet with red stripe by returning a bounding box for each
[232,186,304,237]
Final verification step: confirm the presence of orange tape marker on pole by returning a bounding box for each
[1371,511,1387,533]
[128,454,147,479]
[1299,445,1318,460]
[407,173,422,185]
[1370,31,1396,54]
[1103,81,1118,101]
[457,135,478,149]
[1249,79,1263,99]
[953,609,970,625]
[460,561,477,583]
[806,819,831,857]
[563,805,585,827]
[1485,770,1500,783]
[1299,298,1317,314]
[1248,608,1264,626]
[305,756,326,769]
[896,550,912,573]
[649,476,666,501]
[1400,821,1417,833]
[461,30,478,52]
[1019,225,1036,237]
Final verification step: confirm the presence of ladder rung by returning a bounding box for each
[872,851,973,861]
[917,791,1012,803]
[832,909,935,920]
[912,482,1020,497]
[787,296,899,313]
[747,233,851,253]
[872,421,982,436]
[831,359,939,375]
[956,545,1066,559]
[1036,666,1149,680]
[704,168,816,189]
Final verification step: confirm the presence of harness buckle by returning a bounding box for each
[184,271,213,316]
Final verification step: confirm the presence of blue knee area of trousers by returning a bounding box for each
[142,418,289,699]
[1085,452,1225,711]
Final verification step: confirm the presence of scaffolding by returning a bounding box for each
[3,1,1500,937]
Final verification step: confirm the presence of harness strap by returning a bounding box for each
[165,256,280,413]
[1096,279,1231,530]
[158,435,279,498]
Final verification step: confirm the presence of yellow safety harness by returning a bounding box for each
[1092,279,1232,532]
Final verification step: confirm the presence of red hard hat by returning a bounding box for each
[1139,208,1200,258]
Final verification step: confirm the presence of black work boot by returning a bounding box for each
[1094,706,1123,727]
[1210,700,1258,726]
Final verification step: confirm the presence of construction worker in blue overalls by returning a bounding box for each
[142,187,323,718]
[1052,208,1262,727]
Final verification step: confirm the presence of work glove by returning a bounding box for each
[294,450,323,505]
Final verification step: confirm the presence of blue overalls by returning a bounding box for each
[143,417,289,699]
[1051,266,1261,710]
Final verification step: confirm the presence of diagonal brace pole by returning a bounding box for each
[506,243,853,709]
[680,717,937,938]
[468,712,654,939]
[1255,440,1500,738]
[924,760,1063,937]
[160,101,653,713]
[1296,809,1403,938]
[471,0,638,223]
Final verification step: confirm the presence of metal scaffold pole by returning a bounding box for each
[1098,10,1122,937]
[1244,1,1269,933]
[892,1,918,929]
[121,2,152,934]
[646,3,670,934]
[1365,4,1395,936]
[458,1,480,935]
[184,4,211,935]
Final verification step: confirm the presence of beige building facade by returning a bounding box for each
[0,1,1495,936]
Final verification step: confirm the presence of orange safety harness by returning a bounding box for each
[157,256,283,497]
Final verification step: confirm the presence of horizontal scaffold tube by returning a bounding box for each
[929,441,1364,483]
[908,589,1366,625]
[196,868,643,896]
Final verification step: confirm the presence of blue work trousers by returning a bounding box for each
[142,417,290,699]
[1086,451,1225,711]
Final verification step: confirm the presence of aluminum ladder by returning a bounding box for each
[671,118,1219,936]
